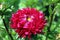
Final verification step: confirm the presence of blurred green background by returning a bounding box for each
[0,0,60,40]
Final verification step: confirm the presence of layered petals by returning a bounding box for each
[10,8,46,38]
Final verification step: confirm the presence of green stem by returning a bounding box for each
[0,9,13,40]
[46,5,56,40]
[2,18,13,40]
[1,11,13,40]
[32,34,37,40]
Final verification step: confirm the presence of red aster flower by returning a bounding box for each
[10,8,46,39]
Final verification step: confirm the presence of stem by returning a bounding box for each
[46,6,55,40]
[25,37,28,40]
[2,18,13,40]
[0,8,13,40]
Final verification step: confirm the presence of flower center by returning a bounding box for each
[27,17,31,21]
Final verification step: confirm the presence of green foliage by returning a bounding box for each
[0,0,60,40]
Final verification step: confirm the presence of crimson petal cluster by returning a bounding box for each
[10,8,46,38]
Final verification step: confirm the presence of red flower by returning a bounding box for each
[10,8,46,38]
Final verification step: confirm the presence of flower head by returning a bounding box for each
[10,8,46,38]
